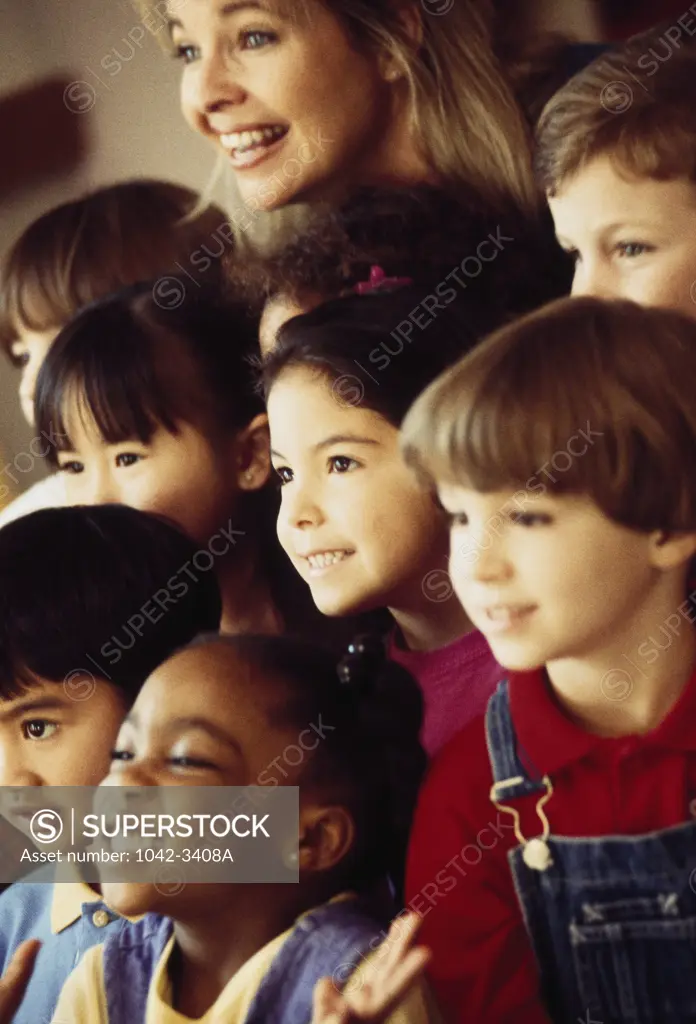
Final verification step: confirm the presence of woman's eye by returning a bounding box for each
[22,720,58,741]
[274,466,293,485]
[239,29,277,50]
[115,452,142,468]
[328,456,359,474]
[616,242,651,258]
[57,459,83,475]
[173,43,199,64]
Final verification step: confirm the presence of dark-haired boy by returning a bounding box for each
[0,504,221,1024]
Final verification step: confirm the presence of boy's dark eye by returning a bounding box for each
[239,30,277,50]
[328,456,359,474]
[115,452,141,468]
[110,749,134,762]
[58,459,83,475]
[22,720,57,740]
[173,43,199,64]
[275,466,293,485]
[617,242,650,258]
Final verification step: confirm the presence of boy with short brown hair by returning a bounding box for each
[401,296,696,1023]
[536,25,696,318]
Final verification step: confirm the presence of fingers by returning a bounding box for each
[312,976,348,1024]
[385,912,423,954]
[0,939,41,1021]
[379,946,432,1004]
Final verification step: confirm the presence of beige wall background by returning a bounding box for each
[0,0,229,496]
[0,0,601,498]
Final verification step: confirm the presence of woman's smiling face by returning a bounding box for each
[171,0,402,210]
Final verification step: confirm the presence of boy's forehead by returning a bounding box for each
[550,155,696,226]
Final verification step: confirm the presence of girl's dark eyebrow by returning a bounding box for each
[314,435,380,451]
[270,436,380,462]
[0,696,71,724]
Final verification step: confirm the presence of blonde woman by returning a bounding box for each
[144,0,567,236]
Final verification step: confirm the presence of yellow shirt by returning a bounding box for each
[51,901,439,1024]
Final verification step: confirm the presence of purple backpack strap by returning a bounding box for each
[103,914,173,1024]
[244,899,388,1024]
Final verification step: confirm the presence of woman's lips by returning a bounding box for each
[218,125,288,170]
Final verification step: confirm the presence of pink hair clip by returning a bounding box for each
[354,265,413,295]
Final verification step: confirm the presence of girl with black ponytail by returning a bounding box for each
[51,632,437,1024]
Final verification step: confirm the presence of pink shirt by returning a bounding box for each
[387,628,502,756]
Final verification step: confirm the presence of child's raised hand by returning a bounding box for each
[312,912,431,1024]
[0,939,40,1024]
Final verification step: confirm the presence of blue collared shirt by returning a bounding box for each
[0,873,128,1024]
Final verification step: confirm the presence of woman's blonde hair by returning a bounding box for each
[312,0,539,216]
[138,0,540,243]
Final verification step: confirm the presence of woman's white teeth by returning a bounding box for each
[220,125,285,154]
[307,551,350,569]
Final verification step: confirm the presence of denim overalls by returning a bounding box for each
[486,680,696,1024]
[102,900,390,1023]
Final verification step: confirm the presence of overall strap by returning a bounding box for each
[485,680,548,798]
[103,914,173,1024]
[485,680,555,871]
[244,900,387,1024]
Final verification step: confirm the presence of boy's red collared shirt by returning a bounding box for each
[405,664,696,1024]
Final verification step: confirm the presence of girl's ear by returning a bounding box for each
[236,413,271,491]
[297,805,356,874]
[648,530,696,571]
